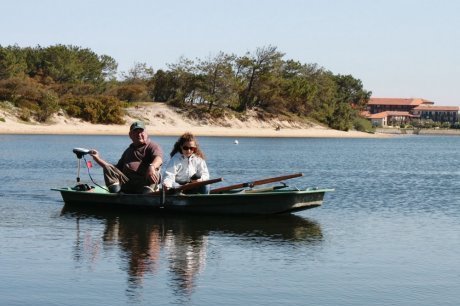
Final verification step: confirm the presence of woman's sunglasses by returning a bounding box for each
[182,146,196,151]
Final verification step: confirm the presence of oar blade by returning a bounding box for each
[174,177,223,193]
[149,177,223,195]
[210,173,303,194]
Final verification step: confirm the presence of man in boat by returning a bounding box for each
[89,121,163,194]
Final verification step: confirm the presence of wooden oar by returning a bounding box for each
[172,177,223,193]
[210,173,303,194]
[150,177,223,196]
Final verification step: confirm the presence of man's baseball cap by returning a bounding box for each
[130,121,145,131]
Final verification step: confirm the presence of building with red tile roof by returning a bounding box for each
[412,105,459,123]
[364,97,459,127]
[367,98,433,114]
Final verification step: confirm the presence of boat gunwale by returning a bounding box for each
[51,187,334,198]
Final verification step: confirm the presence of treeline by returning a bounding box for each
[0,44,371,130]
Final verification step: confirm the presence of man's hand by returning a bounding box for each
[89,149,108,168]
[146,166,160,184]
[89,149,98,157]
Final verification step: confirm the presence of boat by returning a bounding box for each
[53,184,332,215]
[52,148,333,215]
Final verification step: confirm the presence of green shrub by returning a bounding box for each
[18,108,31,122]
[0,77,60,122]
[35,91,59,122]
[111,83,150,102]
[60,94,125,124]
[50,83,97,96]
[441,122,451,128]
[353,117,374,133]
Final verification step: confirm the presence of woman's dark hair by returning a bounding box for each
[170,132,206,159]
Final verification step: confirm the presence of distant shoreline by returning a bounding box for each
[376,128,460,136]
[1,103,387,138]
[0,123,386,138]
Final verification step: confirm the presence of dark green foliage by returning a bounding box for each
[0,45,28,79]
[0,77,59,122]
[165,57,199,108]
[155,47,372,130]
[0,44,374,129]
[235,46,285,112]
[413,119,456,129]
[50,83,98,96]
[353,117,375,133]
[18,108,32,122]
[441,122,451,128]
[196,52,239,112]
[151,69,177,102]
[186,105,228,120]
[60,95,125,124]
[35,91,59,122]
[110,83,150,102]
[0,44,120,123]
[0,44,116,85]
[30,45,116,84]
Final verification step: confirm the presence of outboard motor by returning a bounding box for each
[73,147,91,159]
[72,148,91,183]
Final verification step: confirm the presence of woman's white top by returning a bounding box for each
[162,152,209,188]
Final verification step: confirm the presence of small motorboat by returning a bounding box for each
[52,148,333,215]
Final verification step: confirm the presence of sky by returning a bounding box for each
[1,0,460,105]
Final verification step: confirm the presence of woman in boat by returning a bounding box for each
[162,132,210,194]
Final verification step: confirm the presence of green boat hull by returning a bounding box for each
[52,186,333,215]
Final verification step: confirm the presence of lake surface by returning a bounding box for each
[1,134,459,306]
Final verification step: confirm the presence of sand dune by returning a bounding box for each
[0,103,385,138]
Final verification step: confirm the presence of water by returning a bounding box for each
[1,135,459,305]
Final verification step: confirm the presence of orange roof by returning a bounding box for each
[367,112,388,119]
[413,105,459,111]
[368,98,434,106]
[366,111,417,119]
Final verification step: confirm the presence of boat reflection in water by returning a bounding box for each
[61,205,323,298]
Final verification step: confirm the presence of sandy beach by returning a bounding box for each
[0,103,386,138]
